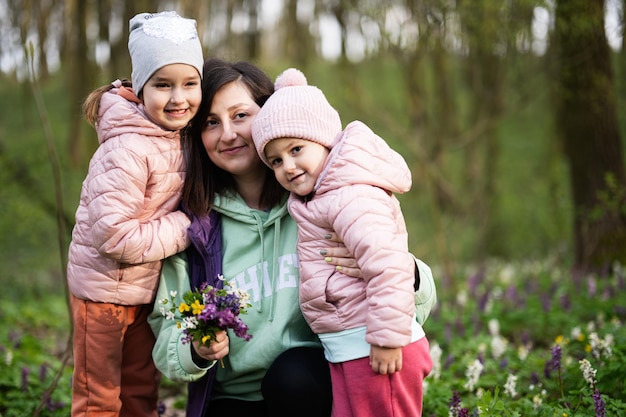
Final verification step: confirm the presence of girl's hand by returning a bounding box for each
[370,345,403,375]
[320,232,362,278]
[192,330,230,361]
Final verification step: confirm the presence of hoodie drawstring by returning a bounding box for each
[250,210,281,322]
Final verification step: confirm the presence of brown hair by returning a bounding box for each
[183,58,286,216]
[82,79,133,127]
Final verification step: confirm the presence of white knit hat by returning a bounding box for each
[128,11,204,94]
[252,68,342,167]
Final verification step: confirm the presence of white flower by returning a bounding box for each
[532,394,543,409]
[488,319,500,336]
[589,332,613,359]
[518,345,529,361]
[169,290,178,297]
[4,350,13,366]
[579,358,597,387]
[504,374,518,397]
[429,343,442,380]
[571,326,582,340]
[166,311,175,320]
[464,359,484,392]
[491,335,508,359]
[181,316,198,330]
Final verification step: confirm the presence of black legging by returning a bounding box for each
[207,347,332,417]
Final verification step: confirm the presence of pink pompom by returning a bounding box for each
[274,68,307,90]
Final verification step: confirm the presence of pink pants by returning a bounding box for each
[329,337,432,417]
[70,294,160,417]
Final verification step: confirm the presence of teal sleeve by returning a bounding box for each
[148,252,216,382]
[412,255,437,325]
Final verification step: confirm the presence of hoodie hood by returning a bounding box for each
[314,121,412,196]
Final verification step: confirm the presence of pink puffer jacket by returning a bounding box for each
[67,87,190,305]
[288,121,416,349]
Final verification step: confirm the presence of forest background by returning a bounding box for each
[0,0,625,415]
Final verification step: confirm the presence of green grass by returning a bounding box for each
[1,259,624,416]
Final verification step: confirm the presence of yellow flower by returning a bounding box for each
[202,335,212,344]
[179,302,190,313]
[555,335,564,345]
[585,344,592,353]
[191,299,205,315]
[577,333,585,342]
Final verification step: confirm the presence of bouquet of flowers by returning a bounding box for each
[159,275,253,347]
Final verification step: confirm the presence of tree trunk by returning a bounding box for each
[554,0,626,271]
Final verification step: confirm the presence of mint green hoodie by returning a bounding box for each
[149,192,320,401]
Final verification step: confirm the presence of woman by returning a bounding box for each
[149,58,350,417]
[148,58,425,417]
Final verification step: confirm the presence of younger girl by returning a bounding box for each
[252,68,432,417]
[67,11,203,416]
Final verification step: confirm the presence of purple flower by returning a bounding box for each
[21,366,29,392]
[157,401,167,416]
[593,389,606,417]
[551,344,562,371]
[39,362,48,382]
[449,391,461,409]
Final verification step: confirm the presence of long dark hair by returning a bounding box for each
[182,58,286,216]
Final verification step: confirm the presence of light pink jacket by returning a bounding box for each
[288,121,416,348]
[67,87,190,305]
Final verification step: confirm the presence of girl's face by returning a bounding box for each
[142,63,202,131]
[201,81,266,178]
[264,138,329,197]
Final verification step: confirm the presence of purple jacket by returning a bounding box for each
[184,209,223,417]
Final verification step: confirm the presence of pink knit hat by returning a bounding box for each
[252,68,342,167]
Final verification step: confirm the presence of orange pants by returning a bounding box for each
[70,294,160,417]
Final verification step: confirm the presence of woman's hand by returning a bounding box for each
[192,330,230,362]
[320,232,362,278]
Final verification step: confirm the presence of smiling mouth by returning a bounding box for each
[289,173,305,182]
[166,109,188,115]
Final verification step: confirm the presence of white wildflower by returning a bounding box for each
[181,316,198,330]
[169,290,178,297]
[499,264,515,284]
[579,359,597,387]
[159,306,166,316]
[166,310,175,320]
[586,320,596,332]
[504,374,518,397]
[589,332,613,359]
[571,326,582,341]
[4,350,12,366]
[491,335,507,359]
[488,318,500,336]
[532,394,543,409]
[464,359,484,392]
[429,343,442,380]
[456,290,467,307]
[518,345,529,361]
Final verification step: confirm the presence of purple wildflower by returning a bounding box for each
[540,293,551,312]
[444,354,454,370]
[551,344,562,371]
[39,362,49,382]
[157,401,167,416]
[449,391,461,409]
[587,276,597,297]
[21,366,29,392]
[477,290,490,312]
[593,389,606,417]
[530,371,540,386]
[499,358,508,370]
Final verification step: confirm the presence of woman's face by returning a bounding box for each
[201,81,266,178]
